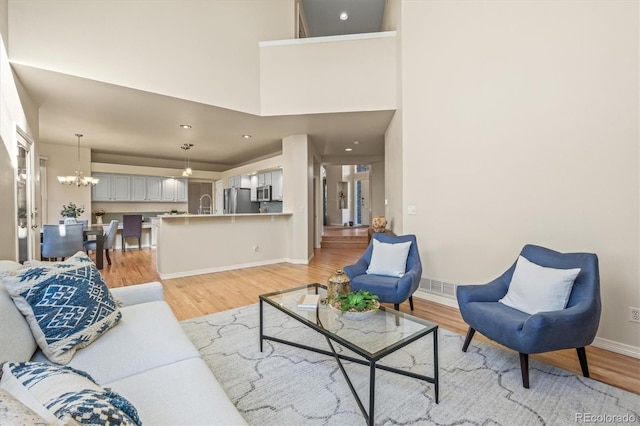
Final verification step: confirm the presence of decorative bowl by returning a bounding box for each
[328,300,380,321]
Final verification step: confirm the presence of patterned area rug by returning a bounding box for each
[181,304,639,426]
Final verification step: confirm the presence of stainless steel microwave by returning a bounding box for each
[257,185,271,202]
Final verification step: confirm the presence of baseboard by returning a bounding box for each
[158,258,290,280]
[414,289,458,308]
[592,337,640,359]
[414,290,640,359]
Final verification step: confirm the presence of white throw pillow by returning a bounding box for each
[366,239,412,277]
[499,255,581,315]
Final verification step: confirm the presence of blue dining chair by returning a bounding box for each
[41,224,84,261]
[343,233,422,312]
[84,220,119,265]
[456,244,601,388]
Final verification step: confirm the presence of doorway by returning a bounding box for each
[355,178,370,226]
[16,128,35,262]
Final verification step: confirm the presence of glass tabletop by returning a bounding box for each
[260,283,438,359]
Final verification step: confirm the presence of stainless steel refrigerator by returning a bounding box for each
[223,188,259,214]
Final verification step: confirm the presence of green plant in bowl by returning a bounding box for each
[331,290,379,313]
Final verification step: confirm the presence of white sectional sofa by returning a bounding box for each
[0,259,247,425]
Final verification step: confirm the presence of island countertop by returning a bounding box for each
[156,213,292,219]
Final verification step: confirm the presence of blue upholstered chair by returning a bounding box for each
[343,233,422,311]
[84,220,119,265]
[456,244,601,388]
[41,224,84,261]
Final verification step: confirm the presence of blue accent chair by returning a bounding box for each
[343,233,422,311]
[41,224,84,261]
[84,220,119,265]
[456,244,601,388]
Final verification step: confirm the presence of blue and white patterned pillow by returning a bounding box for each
[0,361,140,425]
[3,252,121,364]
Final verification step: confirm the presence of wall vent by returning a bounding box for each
[421,278,457,299]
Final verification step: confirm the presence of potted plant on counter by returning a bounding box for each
[60,202,85,224]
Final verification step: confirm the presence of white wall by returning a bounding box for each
[9,0,296,115]
[0,0,38,260]
[156,214,292,278]
[282,134,312,262]
[400,1,639,350]
[259,32,396,115]
[38,143,92,225]
[369,160,385,218]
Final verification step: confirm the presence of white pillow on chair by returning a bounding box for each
[366,239,412,277]
[499,255,581,315]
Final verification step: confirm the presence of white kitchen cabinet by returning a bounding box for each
[250,174,258,201]
[93,173,185,203]
[92,173,131,201]
[92,173,112,201]
[257,172,272,186]
[161,178,177,201]
[146,177,163,201]
[271,169,283,201]
[161,177,188,202]
[175,178,188,202]
[130,176,147,201]
[228,174,251,189]
[111,175,131,200]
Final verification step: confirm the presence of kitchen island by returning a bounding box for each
[155,213,294,279]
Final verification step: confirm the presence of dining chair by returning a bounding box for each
[41,224,84,261]
[122,214,142,251]
[84,220,119,265]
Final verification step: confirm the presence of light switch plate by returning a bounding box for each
[408,205,417,215]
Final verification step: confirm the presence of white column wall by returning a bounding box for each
[400,1,639,350]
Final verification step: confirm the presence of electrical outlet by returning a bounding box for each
[630,307,640,323]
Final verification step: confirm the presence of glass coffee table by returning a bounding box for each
[259,283,439,426]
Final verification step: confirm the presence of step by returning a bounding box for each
[321,235,369,250]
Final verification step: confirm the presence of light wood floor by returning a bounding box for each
[96,246,640,395]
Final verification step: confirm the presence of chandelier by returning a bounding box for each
[181,143,194,177]
[57,133,100,187]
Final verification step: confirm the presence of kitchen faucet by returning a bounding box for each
[198,194,212,215]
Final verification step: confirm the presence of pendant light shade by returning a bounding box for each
[181,143,194,177]
[57,134,99,187]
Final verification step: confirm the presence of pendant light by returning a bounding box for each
[181,143,193,177]
[57,133,99,187]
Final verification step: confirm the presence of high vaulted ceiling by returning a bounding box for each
[9,0,391,172]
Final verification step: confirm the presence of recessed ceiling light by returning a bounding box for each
[242,134,252,139]
[340,12,348,21]
[345,148,353,152]
[179,124,192,129]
